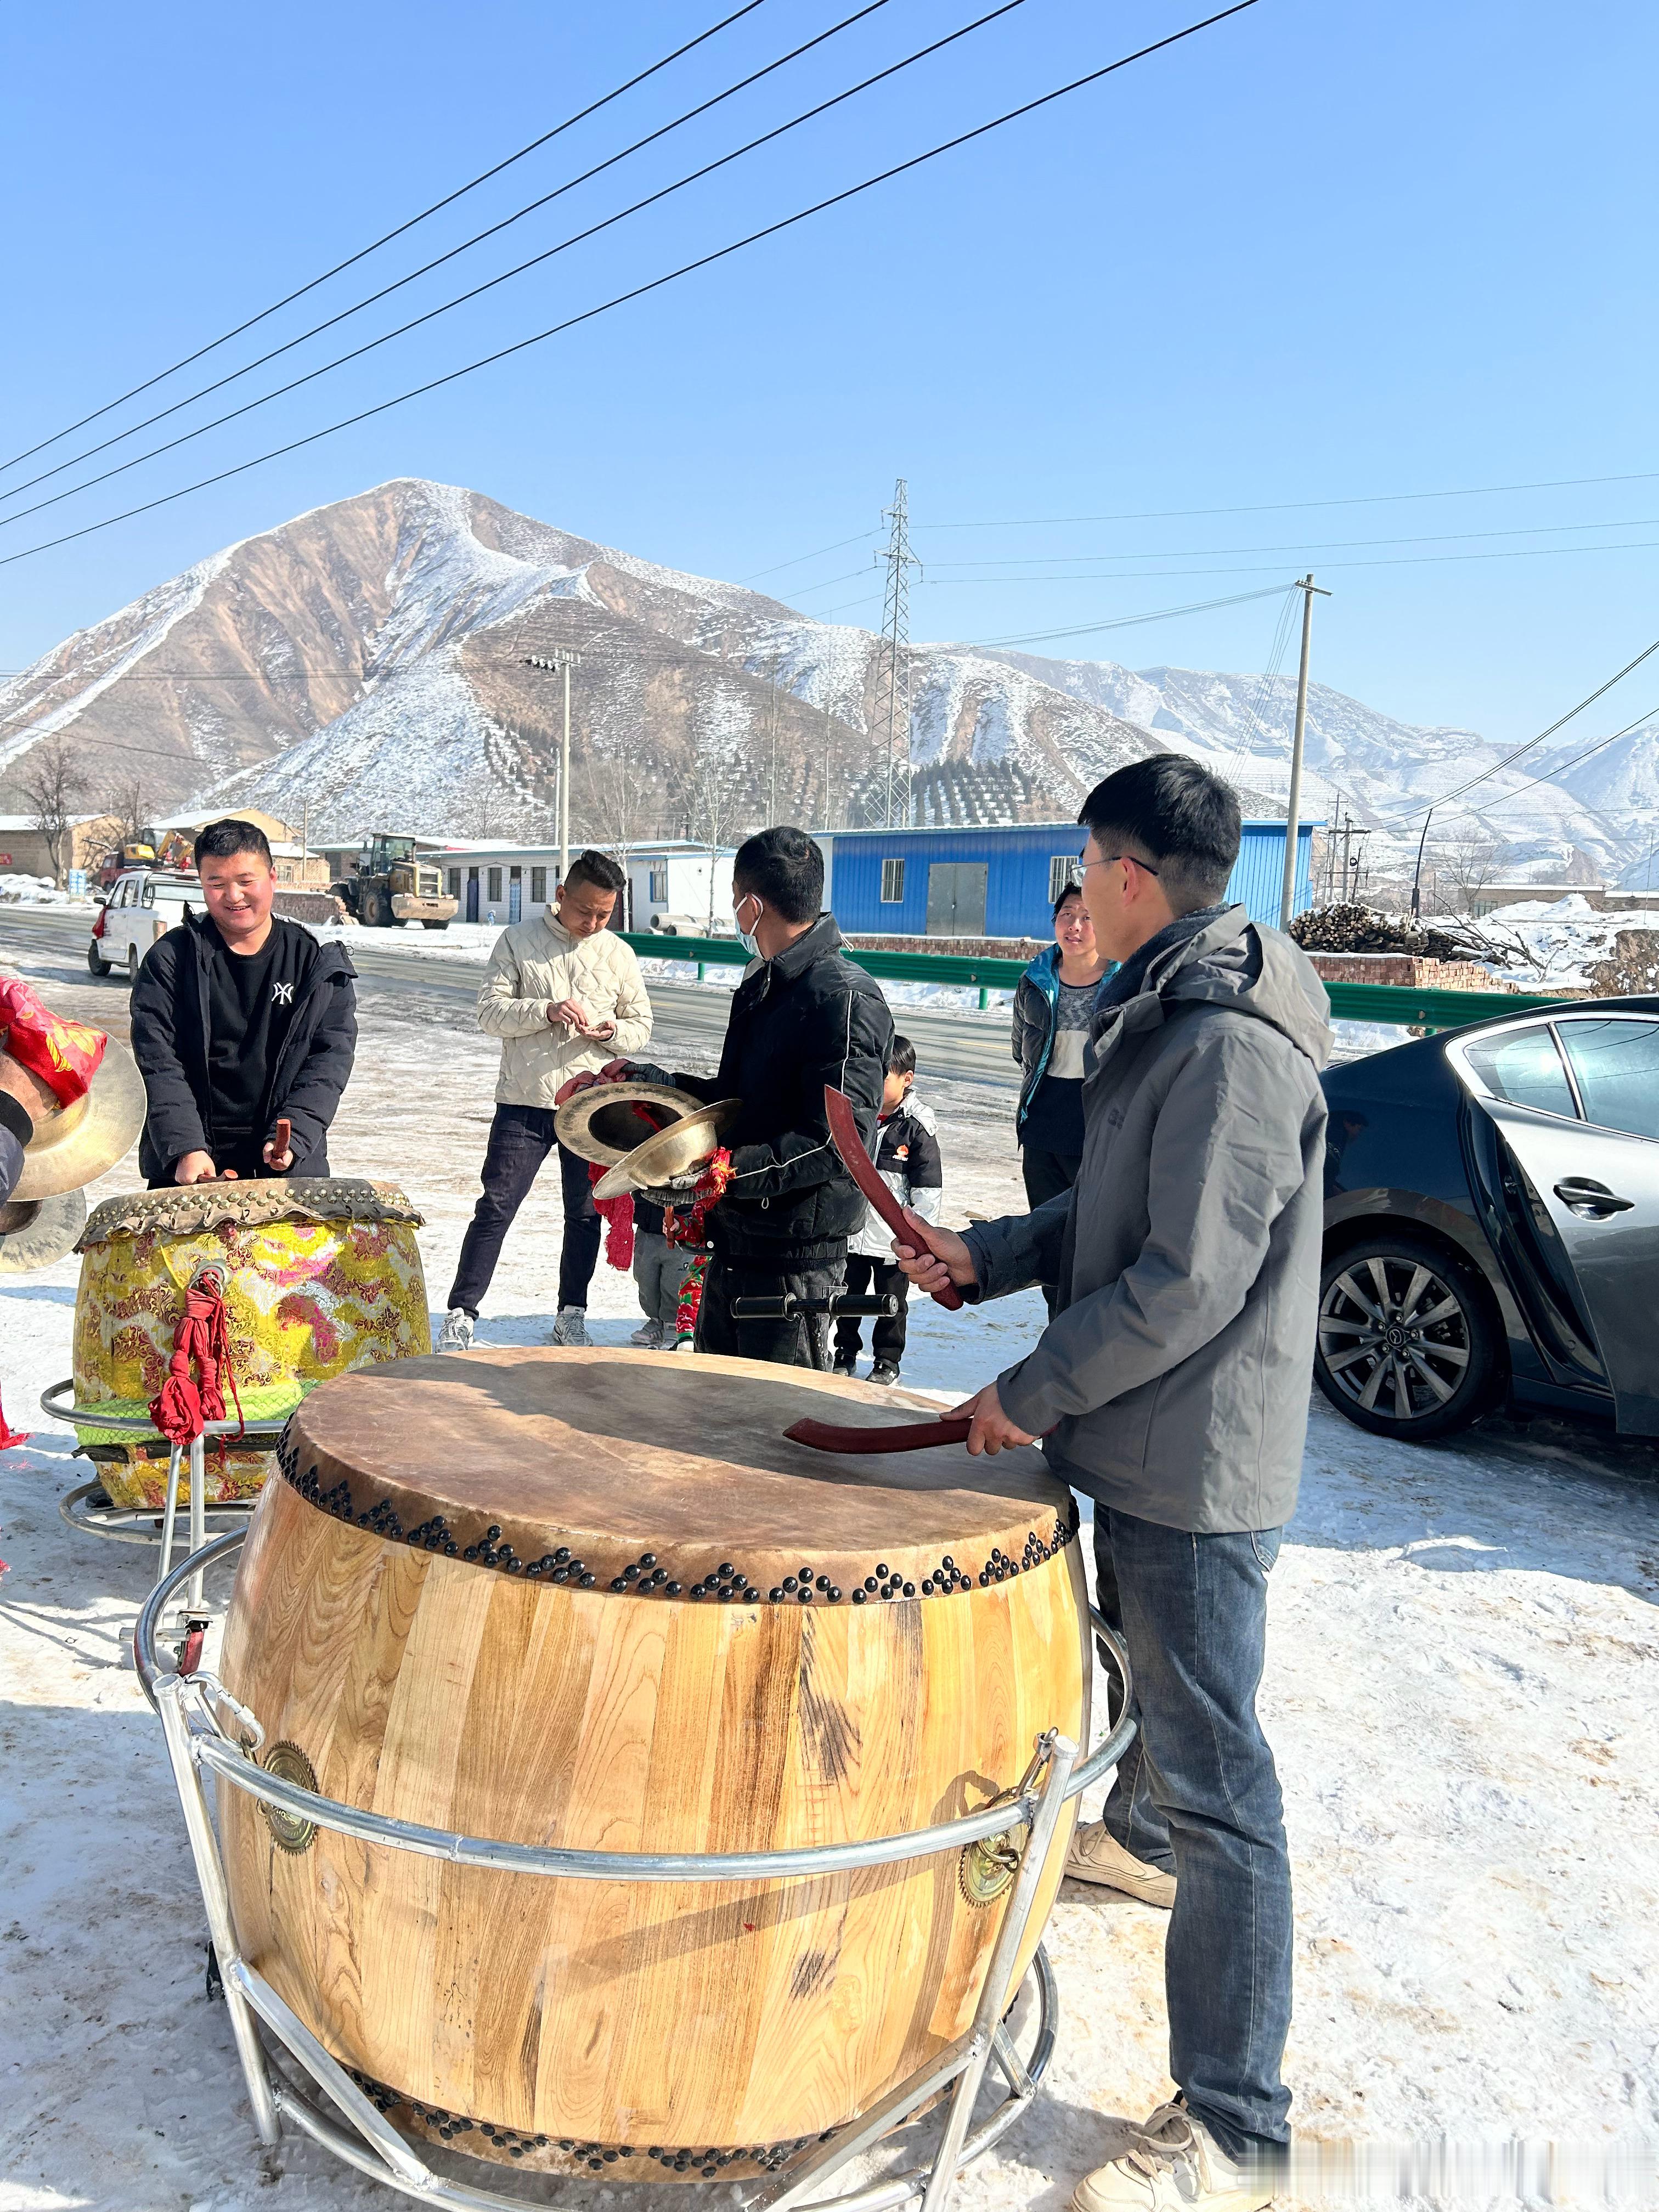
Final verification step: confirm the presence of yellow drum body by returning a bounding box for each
[72,1181,430,1508]
[219,1349,1090,2180]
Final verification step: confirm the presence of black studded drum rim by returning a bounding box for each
[272,1348,1081,1606]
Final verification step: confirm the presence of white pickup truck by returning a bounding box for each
[88,869,202,981]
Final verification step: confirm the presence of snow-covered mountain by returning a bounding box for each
[989,650,1651,883]
[0,481,1164,844]
[0,477,1648,882]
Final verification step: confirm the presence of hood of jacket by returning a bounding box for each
[1092,904,1333,1075]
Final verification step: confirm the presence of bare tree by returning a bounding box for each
[15,736,88,886]
[578,734,656,926]
[101,774,152,852]
[671,734,750,932]
[1437,834,1502,913]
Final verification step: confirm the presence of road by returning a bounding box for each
[0,903,1020,1091]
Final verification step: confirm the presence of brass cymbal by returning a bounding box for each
[12,1041,145,1201]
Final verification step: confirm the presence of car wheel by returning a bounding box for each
[1314,1234,1502,1441]
[87,945,110,977]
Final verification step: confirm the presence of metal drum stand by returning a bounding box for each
[135,1533,1136,2212]
[42,1378,291,1610]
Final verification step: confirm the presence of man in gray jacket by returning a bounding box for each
[895,755,1331,2212]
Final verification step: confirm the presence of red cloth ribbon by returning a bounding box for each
[0,1387,29,1452]
[674,1250,710,1342]
[588,1161,635,1272]
[0,977,107,1105]
[663,1149,732,1251]
[148,1267,244,1447]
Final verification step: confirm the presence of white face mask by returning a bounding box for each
[735,893,764,958]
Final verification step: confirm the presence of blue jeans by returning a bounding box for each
[447,1105,602,1317]
[1094,1509,1293,2155]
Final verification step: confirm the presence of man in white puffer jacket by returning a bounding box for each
[439,851,653,1350]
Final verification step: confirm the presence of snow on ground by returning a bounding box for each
[0,872,95,908]
[1,952,1656,2210]
[1475,897,1659,989]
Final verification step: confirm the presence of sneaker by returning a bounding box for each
[1065,1822,1176,1909]
[832,1357,857,1379]
[630,1318,665,1348]
[869,1362,901,1387]
[437,1308,474,1353]
[673,1333,695,1354]
[1071,2102,1275,2212]
[550,1306,591,1347]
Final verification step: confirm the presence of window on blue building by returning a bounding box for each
[1048,855,1080,901]
[881,857,905,902]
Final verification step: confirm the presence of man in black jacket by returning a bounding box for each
[615,827,892,1367]
[130,818,358,1185]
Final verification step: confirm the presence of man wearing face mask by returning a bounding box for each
[608,826,891,1368]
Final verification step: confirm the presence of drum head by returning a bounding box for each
[78,1178,424,1248]
[279,1348,1076,1604]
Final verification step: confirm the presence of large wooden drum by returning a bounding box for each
[219,1348,1088,2177]
[72,1181,430,1509]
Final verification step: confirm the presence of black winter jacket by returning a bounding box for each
[131,913,358,1183]
[658,913,893,1262]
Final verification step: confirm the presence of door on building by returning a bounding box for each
[466,870,480,923]
[509,868,523,923]
[925,861,988,938]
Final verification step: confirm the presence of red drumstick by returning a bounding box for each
[273,1117,292,1167]
[823,1086,964,1312]
[785,1415,972,1455]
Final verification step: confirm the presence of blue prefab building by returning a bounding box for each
[821,819,1318,940]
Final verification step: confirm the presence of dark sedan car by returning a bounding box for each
[1317,997,1659,1441]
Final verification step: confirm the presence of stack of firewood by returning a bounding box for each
[1288,904,1474,963]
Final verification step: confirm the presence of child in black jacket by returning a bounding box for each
[833,1035,943,1385]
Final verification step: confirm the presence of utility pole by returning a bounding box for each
[524,650,580,883]
[821,699,834,831]
[1410,804,1437,919]
[1278,574,1331,928]
[874,479,922,827]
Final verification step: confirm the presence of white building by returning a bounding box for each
[434,842,735,932]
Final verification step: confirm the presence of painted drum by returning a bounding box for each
[218,1347,1089,2180]
[71,1180,430,1509]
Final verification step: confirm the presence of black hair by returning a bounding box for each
[732,826,823,925]
[1052,877,1085,919]
[1077,753,1240,914]
[563,848,626,898]
[888,1034,917,1079]
[194,818,272,868]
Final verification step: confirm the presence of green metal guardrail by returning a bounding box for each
[624,934,1571,1032]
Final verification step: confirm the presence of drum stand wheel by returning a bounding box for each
[136,1533,1138,2212]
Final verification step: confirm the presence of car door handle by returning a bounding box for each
[1554,1177,1635,1216]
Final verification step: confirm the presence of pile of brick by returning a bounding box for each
[1304,952,1515,992]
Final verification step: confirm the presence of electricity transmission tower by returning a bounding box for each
[874,478,921,826]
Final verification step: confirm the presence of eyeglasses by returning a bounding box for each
[1077,850,1161,878]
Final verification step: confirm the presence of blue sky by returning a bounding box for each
[3,0,1656,748]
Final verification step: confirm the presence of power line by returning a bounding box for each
[916,511,1659,567]
[740,528,878,581]
[922,468,1659,532]
[0,0,1028,538]
[0,0,777,478]
[0,1,1263,575]
[1383,634,1659,823]
[1474,704,1659,816]
[0,0,899,513]
[966,582,1299,647]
